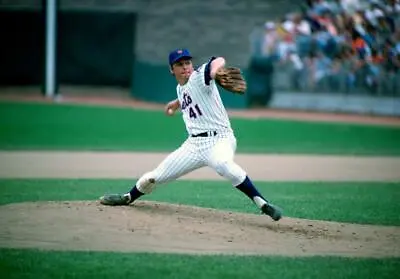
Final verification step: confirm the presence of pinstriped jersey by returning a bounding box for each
[177,60,233,136]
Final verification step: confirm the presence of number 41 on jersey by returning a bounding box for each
[189,104,203,119]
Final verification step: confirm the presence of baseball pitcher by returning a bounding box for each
[100,48,282,221]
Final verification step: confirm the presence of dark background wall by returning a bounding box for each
[57,11,135,86]
[0,7,135,87]
[0,9,44,85]
[0,0,296,108]
[0,0,296,65]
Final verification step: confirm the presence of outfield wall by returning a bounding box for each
[269,92,400,117]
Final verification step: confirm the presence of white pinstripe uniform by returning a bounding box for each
[136,59,247,194]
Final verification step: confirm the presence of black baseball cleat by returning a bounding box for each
[261,203,282,221]
[99,193,131,206]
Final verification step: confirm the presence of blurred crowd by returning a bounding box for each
[252,0,400,95]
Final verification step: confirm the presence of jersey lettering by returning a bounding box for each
[180,93,192,110]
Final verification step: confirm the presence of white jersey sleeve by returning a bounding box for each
[176,57,233,136]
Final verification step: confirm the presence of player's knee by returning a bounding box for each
[136,171,156,194]
[214,161,246,185]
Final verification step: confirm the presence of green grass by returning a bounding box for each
[1,179,399,226]
[0,248,398,279]
[0,101,399,155]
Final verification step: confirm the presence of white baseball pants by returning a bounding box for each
[136,132,247,194]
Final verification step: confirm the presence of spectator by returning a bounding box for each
[328,0,345,14]
[261,21,280,58]
[394,30,400,53]
[305,50,332,90]
[384,0,400,30]
[246,21,278,107]
[277,29,304,71]
[364,2,385,27]
[362,23,379,49]
[351,29,370,58]
[366,48,385,91]
[382,38,399,72]
[311,0,333,15]
[340,0,362,13]
[376,12,394,37]
[292,13,313,36]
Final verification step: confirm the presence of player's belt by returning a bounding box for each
[191,131,217,137]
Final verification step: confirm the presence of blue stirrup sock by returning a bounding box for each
[127,185,144,203]
[235,176,268,208]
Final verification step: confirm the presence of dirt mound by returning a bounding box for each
[0,201,399,257]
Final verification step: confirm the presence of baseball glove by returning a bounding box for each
[215,67,247,94]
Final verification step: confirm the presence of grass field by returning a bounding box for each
[1,248,399,279]
[0,101,399,155]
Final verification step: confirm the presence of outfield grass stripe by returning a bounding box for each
[1,102,399,155]
[0,248,399,279]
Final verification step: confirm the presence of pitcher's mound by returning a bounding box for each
[0,201,399,257]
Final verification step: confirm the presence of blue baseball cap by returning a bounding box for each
[168,49,192,65]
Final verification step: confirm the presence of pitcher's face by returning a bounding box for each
[171,58,194,84]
